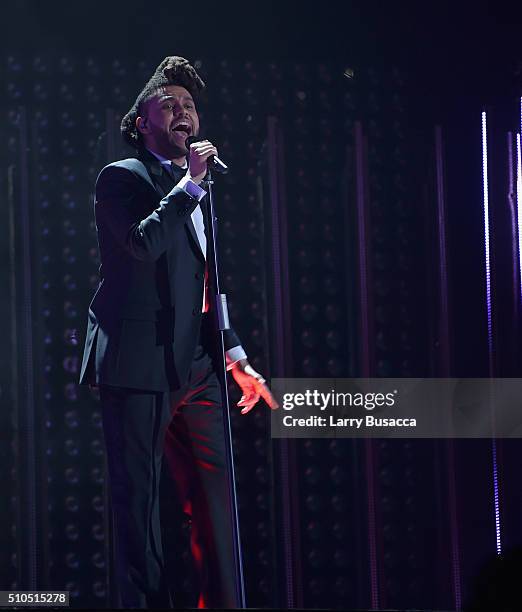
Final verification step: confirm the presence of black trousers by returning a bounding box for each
[100,330,239,609]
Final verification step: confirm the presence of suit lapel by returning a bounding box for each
[138,150,205,262]
[138,149,171,198]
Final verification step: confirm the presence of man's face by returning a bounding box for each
[137,84,200,158]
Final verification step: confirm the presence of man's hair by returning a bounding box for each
[120,56,205,150]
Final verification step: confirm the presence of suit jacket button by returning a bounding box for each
[195,272,201,280]
[192,307,198,315]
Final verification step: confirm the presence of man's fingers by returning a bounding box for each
[259,383,279,409]
[189,140,212,150]
[237,384,260,414]
[237,389,253,405]
[251,377,279,409]
[240,394,260,414]
[194,145,217,155]
[249,372,279,410]
[192,143,218,157]
[188,142,219,179]
[231,363,279,412]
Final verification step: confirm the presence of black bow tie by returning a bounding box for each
[167,162,187,180]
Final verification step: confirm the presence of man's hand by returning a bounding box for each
[187,140,218,184]
[230,359,279,414]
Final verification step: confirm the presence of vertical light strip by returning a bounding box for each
[17,107,39,588]
[481,111,502,555]
[354,122,380,610]
[482,112,493,362]
[516,136,522,304]
[519,94,522,301]
[266,117,302,609]
[434,127,462,610]
[491,440,502,555]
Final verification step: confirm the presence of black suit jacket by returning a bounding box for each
[79,150,241,391]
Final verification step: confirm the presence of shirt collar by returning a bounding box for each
[146,148,188,170]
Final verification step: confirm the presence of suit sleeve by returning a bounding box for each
[223,320,248,368]
[95,164,200,262]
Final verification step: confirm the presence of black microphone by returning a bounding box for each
[185,136,229,174]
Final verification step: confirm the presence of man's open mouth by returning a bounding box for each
[171,122,192,136]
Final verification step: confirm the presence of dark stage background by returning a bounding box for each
[2,1,522,610]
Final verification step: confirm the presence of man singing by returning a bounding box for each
[79,56,276,609]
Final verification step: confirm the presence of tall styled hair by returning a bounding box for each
[120,56,205,149]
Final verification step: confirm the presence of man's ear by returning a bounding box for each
[136,116,149,134]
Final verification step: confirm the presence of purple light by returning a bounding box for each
[519,92,522,302]
[491,440,502,555]
[481,111,502,556]
[482,112,493,361]
[517,134,522,301]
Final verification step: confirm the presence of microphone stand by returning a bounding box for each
[203,170,246,608]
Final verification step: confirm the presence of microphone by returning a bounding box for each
[185,136,229,174]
